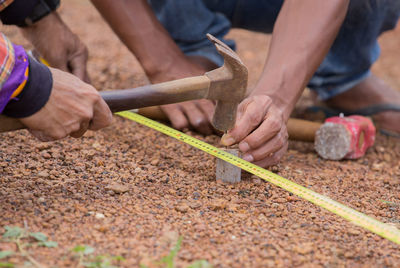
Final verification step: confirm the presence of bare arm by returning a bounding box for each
[256,0,349,119]
[92,0,216,134]
[222,0,349,167]
[91,0,201,82]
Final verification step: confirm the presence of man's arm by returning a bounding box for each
[0,32,112,140]
[222,0,349,167]
[91,0,216,134]
[0,0,91,82]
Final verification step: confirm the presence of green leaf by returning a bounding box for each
[29,232,47,242]
[187,260,212,268]
[0,262,14,267]
[139,264,149,268]
[82,262,98,268]
[160,236,183,268]
[0,251,13,259]
[37,241,58,248]
[72,245,95,255]
[112,255,125,261]
[2,226,23,239]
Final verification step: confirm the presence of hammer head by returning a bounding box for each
[205,34,248,132]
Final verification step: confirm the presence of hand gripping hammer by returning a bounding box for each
[0,34,248,133]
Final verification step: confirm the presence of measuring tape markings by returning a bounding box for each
[117,111,400,245]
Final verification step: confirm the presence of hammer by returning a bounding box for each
[0,34,248,134]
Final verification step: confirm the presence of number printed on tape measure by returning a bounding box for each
[117,111,400,245]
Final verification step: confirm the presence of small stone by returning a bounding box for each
[95,225,109,233]
[106,183,129,194]
[275,198,287,203]
[371,162,383,171]
[175,203,189,213]
[37,171,49,178]
[189,202,201,209]
[41,152,51,159]
[209,199,227,211]
[151,159,159,165]
[92,142,102,149]
[95,213,105,219]
[347,228,360,235]
[376,146,385,153]
[383,153,392,162]
[252,176,262,184]
[135,167,142,173]
[293,243,313,255]
[36,143,51,151]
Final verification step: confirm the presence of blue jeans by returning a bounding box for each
[148,0,400,100]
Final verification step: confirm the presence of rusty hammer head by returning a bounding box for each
[204,34,248,132]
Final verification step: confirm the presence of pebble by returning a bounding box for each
[95,213,105,219]
[105,183,129,194]
[37,171,49,178]
[175,203,189,213]
[209,199,227,211]
[293,243,313,255]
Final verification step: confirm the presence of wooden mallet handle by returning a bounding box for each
[138,106,321,142]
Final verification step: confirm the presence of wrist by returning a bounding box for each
[3,56,53,118]
[251,70,304,121]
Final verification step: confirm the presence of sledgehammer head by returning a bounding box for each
[205,34,248,132]
[315,115,376,160]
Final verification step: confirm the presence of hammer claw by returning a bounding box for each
[206,34,244,65]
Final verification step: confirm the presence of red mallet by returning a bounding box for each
[315,115,376,160]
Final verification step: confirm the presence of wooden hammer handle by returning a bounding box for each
[139,106,322,142]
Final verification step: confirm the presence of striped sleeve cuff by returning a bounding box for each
[2,56,52,118]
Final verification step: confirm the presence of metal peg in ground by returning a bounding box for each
[216,148,241,183]
[314,115,376,160]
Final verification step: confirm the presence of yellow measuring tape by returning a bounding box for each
[117,111,400,245]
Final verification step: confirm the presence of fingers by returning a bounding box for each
[253,141,288,168]
[241,124,288,162]
[29,130,56,142]
[88,96,113,131]
[68,44,90,83]
[221,96,272,146]
[218,95,289,168]
[70,120,90,138]
[196,99,215,124]
[161,100,214,135]
[161,104,189,130]
[238,106,284,153]
[181,101,213,135]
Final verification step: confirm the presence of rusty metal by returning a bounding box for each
[0,34,248,133]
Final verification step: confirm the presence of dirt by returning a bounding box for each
[1,1,400,267]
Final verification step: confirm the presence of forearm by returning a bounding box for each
[91,0,189,79]
[254,0,349,120]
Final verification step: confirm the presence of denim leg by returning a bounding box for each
[149,0,400,100]
[220,0,400,100]
[203,0,283,33]
[148,0,237,66]
[148,0,283,66]
[308,0,400,100]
